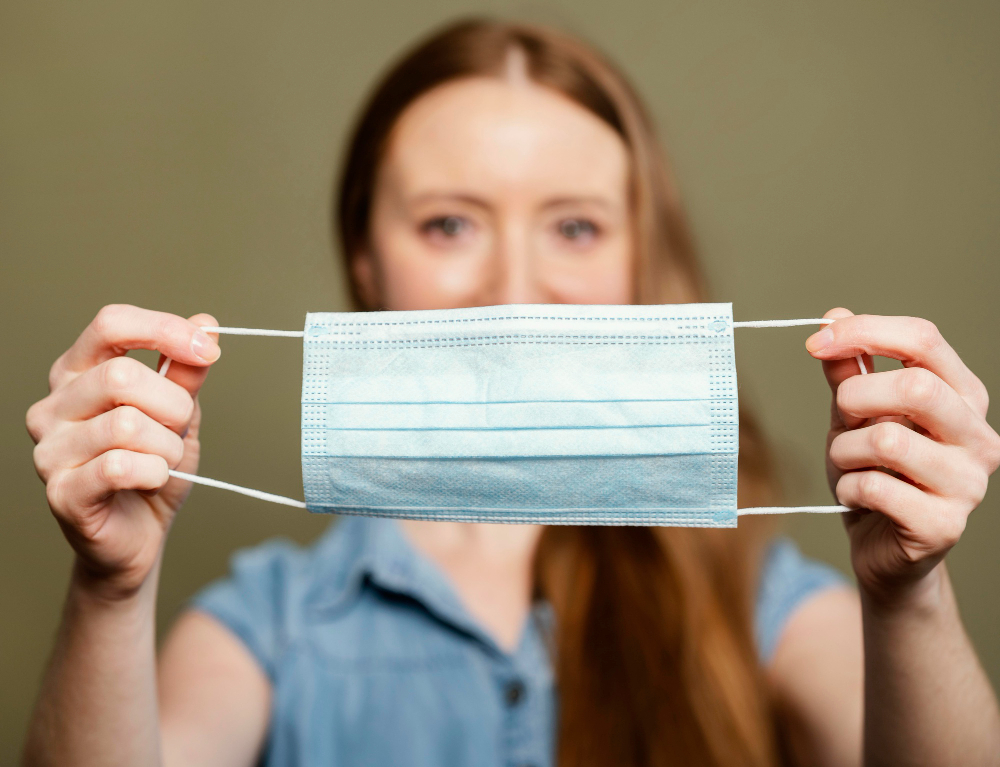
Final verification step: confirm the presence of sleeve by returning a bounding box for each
[189,538,303,681]
[754,537,850,665]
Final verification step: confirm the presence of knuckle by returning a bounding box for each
[971,378,990,416]
[965,470,989,507]
[962,375,990,418]
[48,355,69,392]
[828,432,849,465]
[850,314,876,348]
[166,433,186,468]
[871,422,908,465]
[836,377,857,412]
[108,406,143,445]
[166,392,196,431]
[99,449,132,486]
[101,356,141,394]
[32,441,53,480]
[92,304,129,337]
[988,432,1000,473]
[913,318,943,356]
[95,303,138,331]
[154,314,186,350]
[835,473,855,506]
[45,472,67,513]
[181,394,196,424]
[164,399,194,434]
[858,471,886,507]
[900,367,942,412]
[25,401,46,442]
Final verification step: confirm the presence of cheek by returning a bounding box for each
[544,232,635,305]
[372,227,492,311]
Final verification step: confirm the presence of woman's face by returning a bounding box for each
[355,74,635,310]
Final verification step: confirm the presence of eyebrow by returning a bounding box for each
[409,192,492,210]
[408,192,617,211]
[541,196,615,211]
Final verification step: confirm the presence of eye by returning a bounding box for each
[558,218,598,242]
[423,215,468,237]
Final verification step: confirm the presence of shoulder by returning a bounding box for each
[189,518,360,679]
[753,537,851,665]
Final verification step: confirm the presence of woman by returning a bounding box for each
[22,19,1000,767]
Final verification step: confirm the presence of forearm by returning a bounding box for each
[22,559,164,767]
[862,563,1000,767]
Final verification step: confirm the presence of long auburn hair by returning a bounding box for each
[336,18,781,766]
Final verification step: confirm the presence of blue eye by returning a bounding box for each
[424,216,467,237]
[559,218,597,240]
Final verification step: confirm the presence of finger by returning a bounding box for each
[156,314,220,399]
[815,309,872,388]
[829,421,982,498]
[51,356,195,434]
[52,305,221,389]
[47,450,170,516]
[34,407,186,481]
[813,310,873,432]
[835,470,966,550]
[806,312,988,416]
[836,367,989,447]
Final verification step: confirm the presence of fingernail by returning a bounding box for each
[806,328,834,353]
[191,331,220,362]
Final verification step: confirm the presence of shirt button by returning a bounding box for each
[504,679,526,707]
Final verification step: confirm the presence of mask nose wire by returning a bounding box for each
[153,317,861,515]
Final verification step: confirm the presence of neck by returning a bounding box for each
[399,520,543,559]
[398,520,544,651]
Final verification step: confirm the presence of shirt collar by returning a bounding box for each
[305,515,511,657]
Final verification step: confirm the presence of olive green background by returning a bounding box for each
[2,0,998,760]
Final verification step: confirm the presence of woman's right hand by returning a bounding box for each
[26,305,221,599]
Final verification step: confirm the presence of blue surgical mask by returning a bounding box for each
[301,302,737,526]
[167,303,853,526]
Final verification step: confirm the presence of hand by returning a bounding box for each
[26,305,221,598]
[807,308,1000,603]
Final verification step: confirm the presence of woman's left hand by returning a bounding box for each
[807,308,1000,603]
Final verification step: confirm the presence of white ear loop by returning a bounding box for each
[157,327,305,377]
[157,317,863,515]
[168,468,307,508]
[731,317,867,375]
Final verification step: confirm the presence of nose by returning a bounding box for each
[491,220,545,305]
[496,257,534,305]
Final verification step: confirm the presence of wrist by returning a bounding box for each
[858,561,949,618]
[69,555,162,611]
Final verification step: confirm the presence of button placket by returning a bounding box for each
[504,678,526,707]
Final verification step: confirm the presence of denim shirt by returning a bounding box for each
[192,517,845,767]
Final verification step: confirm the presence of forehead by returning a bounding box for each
[380,77,630,200]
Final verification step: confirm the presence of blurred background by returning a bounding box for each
[2,0,998,760]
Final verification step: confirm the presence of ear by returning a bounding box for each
[350,248,382,310]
